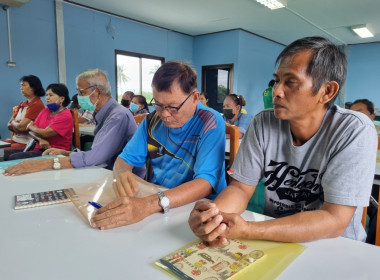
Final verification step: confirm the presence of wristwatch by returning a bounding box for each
[53,158,61,170]
[157,191,170,213]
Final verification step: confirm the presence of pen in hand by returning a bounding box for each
[88,201,103,209]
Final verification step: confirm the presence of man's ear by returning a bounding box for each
[192,91,200,103]
[319,81,339,105]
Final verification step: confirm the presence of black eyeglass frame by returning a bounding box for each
[149,90,196,114]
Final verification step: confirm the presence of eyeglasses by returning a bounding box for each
[150,90,196,114]
[76,85,96,96]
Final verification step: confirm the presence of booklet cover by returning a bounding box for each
[14,188,77,210]
[155,238,265,280]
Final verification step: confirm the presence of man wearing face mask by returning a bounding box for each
[4,69,145,178]
[121,91,134,108]
[223,94,252,138]
[69,94,95,125]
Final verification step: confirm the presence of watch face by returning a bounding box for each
[161,196,170,207]
[53,162,61,169]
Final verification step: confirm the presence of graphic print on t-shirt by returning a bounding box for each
[264,160,324,217]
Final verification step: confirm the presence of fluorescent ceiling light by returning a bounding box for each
[351,25,374,38]
[256,0,285,10]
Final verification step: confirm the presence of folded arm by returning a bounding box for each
[8,117,32,134]
[28,122,58,139]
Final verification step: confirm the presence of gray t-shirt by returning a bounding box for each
[230,105,378,241]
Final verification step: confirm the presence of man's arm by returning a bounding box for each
[91,177,212,230]
[189,179,356,245]
[70,115,131,168]
[3,157,74,176]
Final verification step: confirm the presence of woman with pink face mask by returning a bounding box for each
[4,83,73,161]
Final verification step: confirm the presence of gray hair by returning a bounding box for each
[76,69,111,96]
[276,36,347,108]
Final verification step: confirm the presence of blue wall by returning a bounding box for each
[236,31,283,114]
[346,42,380,108]
[0,0,58,139]
[1,0,380,140]
[193,30,283,114]
[0,0,193,139]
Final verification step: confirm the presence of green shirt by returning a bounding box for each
[263,86,273,109]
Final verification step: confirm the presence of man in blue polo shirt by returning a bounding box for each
[92,61,227,229]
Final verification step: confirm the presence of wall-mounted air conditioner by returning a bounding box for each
[0,0,30,7]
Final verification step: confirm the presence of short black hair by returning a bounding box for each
[276,36,347,108]
[20,75,45,97]
[351,99,375,114]
[152,61,197,95]
[46,83,71,107]
[200,92,209,99]
[70,93,79,109]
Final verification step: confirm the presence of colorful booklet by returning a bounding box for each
[14,188,77,210]
[155,239,265,280]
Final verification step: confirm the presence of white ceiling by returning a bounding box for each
[67,0,380,46]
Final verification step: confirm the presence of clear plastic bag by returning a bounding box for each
[65,173,164,226]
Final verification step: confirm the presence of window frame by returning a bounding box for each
[114,50,165,100]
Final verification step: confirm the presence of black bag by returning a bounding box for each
[23,139,37,152]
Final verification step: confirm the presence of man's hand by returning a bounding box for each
[189,201,249,246]
[188,201,227,245]
[113,171,139,197]
[91,197,149,229]
[3,160,44,176]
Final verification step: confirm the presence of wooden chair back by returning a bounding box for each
[70,109,81,150]
[134,113,148,126]
[225,123,240,167]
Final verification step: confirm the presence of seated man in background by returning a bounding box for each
[350,99,380,135]
[4,69,144,177]
[91,61,227,229]
[189,36,377,244]
[121,91,134,109]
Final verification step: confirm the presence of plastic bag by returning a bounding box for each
[65,172,164,226]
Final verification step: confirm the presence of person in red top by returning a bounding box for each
[6,75,46,148]
[4,83,73,161]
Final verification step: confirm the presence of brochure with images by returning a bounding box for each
[155,238,265,280]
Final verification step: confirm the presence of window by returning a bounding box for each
[115,50,164,102]
[202,64,233,112]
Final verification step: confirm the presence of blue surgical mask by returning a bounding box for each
[77,90,97,111]
[129,102,139,113]
[47,98,61,112]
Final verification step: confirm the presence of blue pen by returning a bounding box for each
[88,201,103,209]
